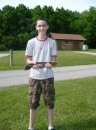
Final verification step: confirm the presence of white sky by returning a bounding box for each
[0,0,96,12]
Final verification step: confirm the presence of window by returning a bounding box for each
[64,40,69,45]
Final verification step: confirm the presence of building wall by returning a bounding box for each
[72,41,83,50]
[55,40,83,51]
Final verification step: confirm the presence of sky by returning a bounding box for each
[0,0,96,12]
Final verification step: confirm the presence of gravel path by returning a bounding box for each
[0,53,9,58]
[0,64,96,87]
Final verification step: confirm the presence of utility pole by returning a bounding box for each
[10,49,13,66]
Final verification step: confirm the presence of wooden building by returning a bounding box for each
[50,33,86,51]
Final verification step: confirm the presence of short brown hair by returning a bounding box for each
[35,17,48,25]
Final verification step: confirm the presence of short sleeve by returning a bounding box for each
[25,40,33,56]
[50,40,57,56]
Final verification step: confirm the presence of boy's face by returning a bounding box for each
[36,20,49,35]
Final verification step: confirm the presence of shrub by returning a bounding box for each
[0,44,7,51]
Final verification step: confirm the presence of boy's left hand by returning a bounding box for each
[45,63,52,68]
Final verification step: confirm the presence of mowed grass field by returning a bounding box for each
[0,50,96,70]
[0,50,96,130]
[0,77,96,130]
[87,49,96,53]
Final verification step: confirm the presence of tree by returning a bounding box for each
[42,6,55,33]
[17,32,31,49]
[0,9,3,44]
[74,7,96,48]
[2,5,16,35]
[1,35,17,49]
[85,7,96,48]
[30,5,43,37]
[1,4,96,50]
[15,4,32,34]
[52,7,77,33]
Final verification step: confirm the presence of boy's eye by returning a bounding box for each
[38,24,46,27]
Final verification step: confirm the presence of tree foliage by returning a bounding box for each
[0,4,96,50]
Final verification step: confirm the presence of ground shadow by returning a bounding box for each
[55,117,96,130]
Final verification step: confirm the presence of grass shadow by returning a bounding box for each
[55,117,96,130]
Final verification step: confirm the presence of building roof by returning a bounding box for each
[50,33,86,41]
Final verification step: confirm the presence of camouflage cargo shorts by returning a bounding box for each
[28,77,55,109]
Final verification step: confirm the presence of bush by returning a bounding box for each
[0,44,7,51]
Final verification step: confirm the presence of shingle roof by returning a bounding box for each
[50,33,86,41]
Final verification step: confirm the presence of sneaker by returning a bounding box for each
[27,129,34,130]
[48,128,56,130]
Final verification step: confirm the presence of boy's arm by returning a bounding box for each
[25,55,57,70]
[25,55,40,69]
[51,55,57,63]
[45,55,57,68]
[26,56,33,64]
[50,55,57,67]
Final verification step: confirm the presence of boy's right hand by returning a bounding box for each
[33,63,39,69]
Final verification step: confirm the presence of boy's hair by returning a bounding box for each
[35,17,48,25]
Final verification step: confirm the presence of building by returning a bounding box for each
[50,33,86,51]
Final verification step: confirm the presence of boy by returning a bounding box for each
[25,17,57,130]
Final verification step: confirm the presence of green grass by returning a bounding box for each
[57,51,96,67]
[87,49,96,53]
[0,50,96,70]
[0,77,96,130]
[0,51,26,70]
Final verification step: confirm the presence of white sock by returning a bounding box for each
[28,128,34,130]
[48,126,53,130]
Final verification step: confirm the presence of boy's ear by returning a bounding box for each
[35,25,37,30]
[47,25,49,29]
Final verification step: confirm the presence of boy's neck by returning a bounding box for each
[37,34,48,41]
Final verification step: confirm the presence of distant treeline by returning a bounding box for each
[0,4,96,50]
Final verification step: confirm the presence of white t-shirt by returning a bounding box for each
[25,37,57,79]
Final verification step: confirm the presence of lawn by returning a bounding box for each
[87,49,96,53]
[0,50,96,70]
[0,51,26,70]
[0,77,96,130]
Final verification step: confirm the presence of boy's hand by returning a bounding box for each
[24,62,57,70]
[33,64,39,69]
[45,63,52,68]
